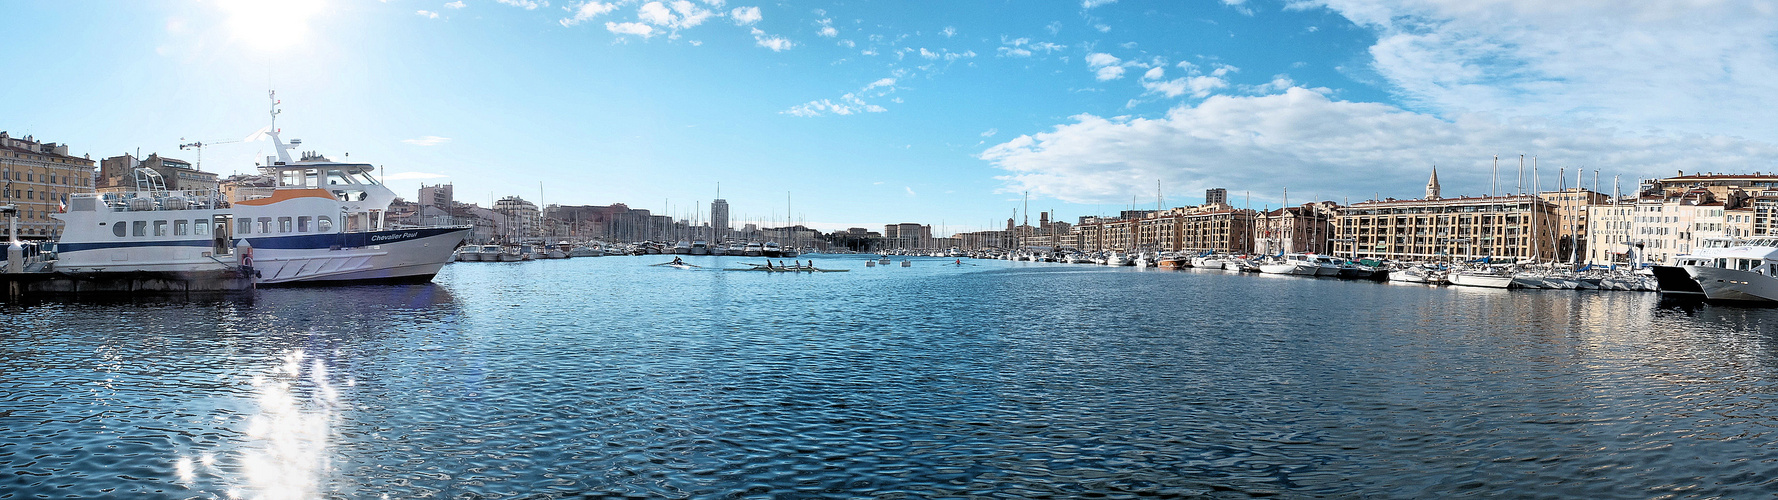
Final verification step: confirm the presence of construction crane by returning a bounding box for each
[177,138,242,171]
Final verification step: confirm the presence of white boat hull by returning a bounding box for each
[1684,266,1778,303]
[1449,272,1514,288]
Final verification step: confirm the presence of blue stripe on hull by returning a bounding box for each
[57,227,469,253]
[58,239,214,252]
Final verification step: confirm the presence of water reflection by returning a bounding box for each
[8,260,1778,497]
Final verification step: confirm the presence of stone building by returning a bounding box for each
[98,153,218,193]
[0,131,97,239]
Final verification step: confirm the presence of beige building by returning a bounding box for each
[98,153,219,193]
[1537,188,1610,262]
[1335,195,1561,262]
[1073,204,1256,254]
[1,131,97,240]
[1256,202,1337,255]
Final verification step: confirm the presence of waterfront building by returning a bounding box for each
[418,183,453,211]
[1334,195,1559,262]
[219,173,276,203]
[98,153,217,193]
[0,131,96,240]
[1583,201,1636,265]
[711,198,730,241]
[884,222,932,249]
[493,195,541,241]
[1205,188,1227,206]
[1537,188,1610,263]
[1257,202,1337,255]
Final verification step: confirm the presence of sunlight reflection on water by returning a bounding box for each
[212,349,344,499]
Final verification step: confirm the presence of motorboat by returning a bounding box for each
[1682,237,1778,303]
[690,240,711,256]
[1447,268,1515,288]
[762,241,783,258]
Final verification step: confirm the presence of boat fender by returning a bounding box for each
[236,240,255,278]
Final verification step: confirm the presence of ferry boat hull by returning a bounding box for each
[247,227,469,284]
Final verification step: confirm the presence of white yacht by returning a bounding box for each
[1682,237,1778,303]
[51,94,469,284]
[743,242,763,256]
[1447,268,1515,288]
[762,241,783,258]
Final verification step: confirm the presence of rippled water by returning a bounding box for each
[5,255,1778,498]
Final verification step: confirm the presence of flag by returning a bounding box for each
[59,195,67,213]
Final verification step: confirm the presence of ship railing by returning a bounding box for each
[71,189,226,212]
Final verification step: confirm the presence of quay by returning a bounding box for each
[2,270,254,299]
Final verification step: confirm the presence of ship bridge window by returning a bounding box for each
[258,217,272,234]
[153,220,168,237]
[113,221,127,238]
[298,216,311,232]
[238,218,251,234]
[132,220,146,237]
[193,219,208,235]
[318,216,333,232]
[278,217,293,233]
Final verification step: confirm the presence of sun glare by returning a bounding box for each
[216,0,327,51]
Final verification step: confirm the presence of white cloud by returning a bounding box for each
[444,1,465,8]
[496,0,543,10]
[730,6,761,25]
[637,1,671,24]
[1082,0,1116,8]
[783,77,900,117]
[416,10,440,18]
[700,0,724,6]
[982,87,1778,205]
[606,21,655,37]
[752,28,792,51]
[401,135,451,146]
[981,128,998,137]
[905,186,918,197]
[815,18,836,37]
[383,172,451,181]
[558,1,618,26]
[998,37,1067,58]
[941,26,956,38]
[1141,62,1236,98]
[1086,52,1125,80]
[1304,0,1778,142]
[838,39,855,48]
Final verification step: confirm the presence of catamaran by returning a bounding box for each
[49,92,470,285]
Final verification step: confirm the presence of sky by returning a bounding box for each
[4,0,1778,235]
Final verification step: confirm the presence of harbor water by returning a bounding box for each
[4,255,1778,498]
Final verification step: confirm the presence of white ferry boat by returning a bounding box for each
[49,94,469,285]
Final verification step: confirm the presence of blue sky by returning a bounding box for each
[5,1,1777,234]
